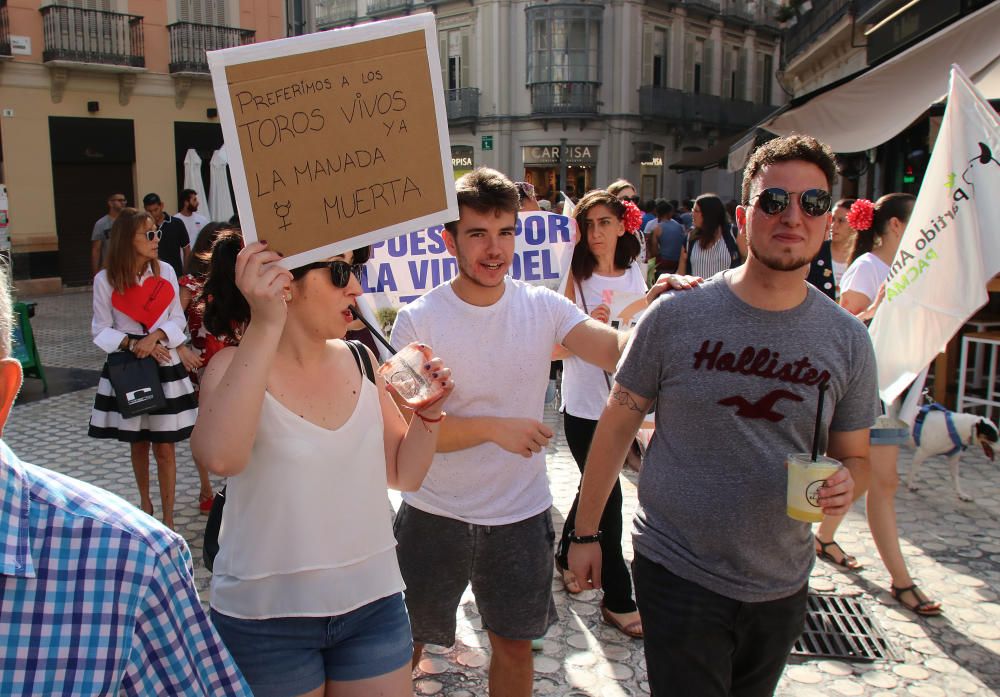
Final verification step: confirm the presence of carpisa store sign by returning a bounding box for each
[522,145,598,165]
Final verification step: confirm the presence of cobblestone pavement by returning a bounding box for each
[8,290,1000,696]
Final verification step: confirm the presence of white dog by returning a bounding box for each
[908,407,998,502]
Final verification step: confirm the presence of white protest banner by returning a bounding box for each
[869,65,1000,403]
[208,14,457,269]
[356,210,577,310]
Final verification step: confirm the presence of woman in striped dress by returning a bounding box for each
[677,193,744,279]
[89,208,198,529]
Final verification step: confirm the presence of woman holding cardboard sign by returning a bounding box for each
[89,208,199,530]
[192,239,454,697]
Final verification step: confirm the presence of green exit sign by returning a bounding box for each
[481,135,493,151]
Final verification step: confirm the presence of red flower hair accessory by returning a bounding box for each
[621,200,644,233]
[847,199,875,231]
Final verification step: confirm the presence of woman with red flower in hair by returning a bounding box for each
[677,193,745,279]
[839,194,914,318]
[819,193,941,617]
[551,189,647,638]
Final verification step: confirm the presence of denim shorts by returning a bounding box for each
[210,593,413,697]
[870,416,911,446]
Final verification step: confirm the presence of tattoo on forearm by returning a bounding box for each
[610,386,644,412]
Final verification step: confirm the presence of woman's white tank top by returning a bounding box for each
[210,376,404,619]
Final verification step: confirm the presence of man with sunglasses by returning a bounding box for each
[569,135,878,697]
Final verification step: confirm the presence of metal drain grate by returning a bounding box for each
[792,593,899,662]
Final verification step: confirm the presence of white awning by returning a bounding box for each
[728,1,1000,169]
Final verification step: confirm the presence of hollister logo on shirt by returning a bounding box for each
[692,340,830,422]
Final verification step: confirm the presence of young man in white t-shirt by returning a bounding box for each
[390,168,631,697]
[175,189,209,246]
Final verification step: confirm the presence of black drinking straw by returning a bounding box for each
[349,306,398,355]
[811,382,828,462]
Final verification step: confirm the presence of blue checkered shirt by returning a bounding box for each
[0,441,252,696]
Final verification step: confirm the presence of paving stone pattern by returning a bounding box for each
[8,290,1000,695]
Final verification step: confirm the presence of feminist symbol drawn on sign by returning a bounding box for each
[274,201,292,231]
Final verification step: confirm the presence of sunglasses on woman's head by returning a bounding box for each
[295,260,363,287]
[140,229,163,241]
[750,188,832,217]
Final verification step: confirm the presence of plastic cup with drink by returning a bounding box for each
[378,342,446,410]
[786,381,842,523]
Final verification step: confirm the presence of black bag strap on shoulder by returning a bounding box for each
[345,339,376,384]
[203,487,226,572]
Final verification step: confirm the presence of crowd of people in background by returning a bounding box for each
[0,135,937,696]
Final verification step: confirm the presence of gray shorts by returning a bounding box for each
[393,502,558,647]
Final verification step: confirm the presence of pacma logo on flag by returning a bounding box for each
[869,64,1000,403]
[884,142,999,303]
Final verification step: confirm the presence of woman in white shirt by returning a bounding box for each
[817,194,941,616]
[553,189,646,639]
[89,208,200,529]
[191,238,454,697]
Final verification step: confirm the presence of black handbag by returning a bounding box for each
[106,350,166,418]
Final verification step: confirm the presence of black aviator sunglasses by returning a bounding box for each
[292,260,364,287]
[750,188,832,217]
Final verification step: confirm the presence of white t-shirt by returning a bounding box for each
[840,252,889,303]
[391,277,588,525]
[176,211,209,245]
[562,263,647,420]
[832,259,849,288]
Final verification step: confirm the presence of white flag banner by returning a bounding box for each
[869,65,1000,403]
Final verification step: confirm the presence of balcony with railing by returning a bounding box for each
[722,1,755,25]
[40,5,144,68]
[530,82,599,116]
[755,0,784,32]
[446,87,479,123]
[680,0,723,16]
[366,0,412,18]
[168,22,254,74]
[782,0,853,65]
[1,0,11,58]
[639,86,776,131]
[316,0,357,28]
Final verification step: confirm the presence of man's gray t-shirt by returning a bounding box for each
[615,275,878,603]
[91,214,113,268]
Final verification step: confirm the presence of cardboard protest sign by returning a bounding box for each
[356,211,578,308]
[208,14,457,269]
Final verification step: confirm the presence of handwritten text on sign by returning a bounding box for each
[359,211,577,307]
[214,18,454,266]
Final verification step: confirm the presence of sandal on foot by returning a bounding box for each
[891,584,942,616]
[600,604,643,639]
[555,559,582,595]
[815,538,863,571]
